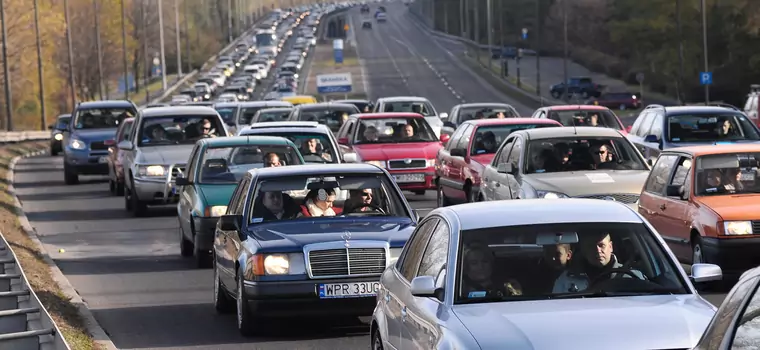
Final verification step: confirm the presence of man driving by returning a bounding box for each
[303,138,332,162]
[264,153,281,167]
[552,232,644,293]
[201,118,217,138]
[401,124,415,139]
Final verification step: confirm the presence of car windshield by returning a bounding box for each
[255,33,274,47]
[239,106,282,125]
[73,108,133,129]
[356,117,437,143]
[297,106,359,132]
[696,152,760,196]
[138,116,223,146]
[55,116,71,129]
[199,145,303,184]
[460,106,519,121]
[525,137,648,173]
[546,109,622,130]
[667,114,760,143]
[471,124,558,155]
[252,109,292,123]
[454,222,688,305]
[215,106,238,124]
[381,101,435,116]
[249,132,338,164]
[249,174,408,223]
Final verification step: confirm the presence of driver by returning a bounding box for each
[303,138,332,162]
[201,118,217,138]
[401,124,415,139]
[346,188,374,212]
[552,232,644,293]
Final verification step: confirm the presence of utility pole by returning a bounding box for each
[562,0,569,101]
[228,0,233,43]
[474,0,480,64]
[33,0,47,130]
[121,0,129,100]
[64,0,76,108]
[94,0,105,99]
[184,0,191,73]
[676,0,684,104]
[486,0,493,57]
[0,0,12,131]
[158,0,168,91]
[535,0,542,99]
[141,0,150,102]
[175,0,182,77]
[700,0,709,103]
[459,0,464,37]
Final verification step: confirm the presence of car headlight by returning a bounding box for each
[426,159,436,167]
[536,190,569,199]
[389,248,403,265]
[69,138,86,150]
[724,221,753,236]
[137,165,166,177]
[365,160,385,168]
[264,254,290,275]
[54,133,63,141]
[204,94,210,99]
[205,205,227,217]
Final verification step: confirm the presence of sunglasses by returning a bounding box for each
[595,150,608,155]
[203,127,211,131]
[361,192,372,197]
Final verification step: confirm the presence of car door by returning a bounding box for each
[178,144,202,240]
[216,176,249,289]
[637,154,681,252]
[383,218,439,349]
[225,177,250,294]
[482,137,515,201]
[443,125,473,201]
[438,124,466,197]
[402,219,449,350]
[504,136,524,199]
[659,156,694,260]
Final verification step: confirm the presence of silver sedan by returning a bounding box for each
[371,198,723,350]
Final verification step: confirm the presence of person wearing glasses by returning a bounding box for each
[589,142,614,169]
[201,118,217,138]
[346,189,375,212]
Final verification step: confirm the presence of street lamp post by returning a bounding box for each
[700,0,709,103]
[94,0,105,99]
[562,0,569,101]
[33,0,47,130]
[121,0,129,100]
[0,0,12,131]
[175,0,182,77]
[63,0,76,107]
[158,0,168,91]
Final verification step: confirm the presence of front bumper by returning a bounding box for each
[65,151,109,175]
[388,169,436,190]
[702,236,760,277]
[242,276,379,317]
[132,178,179,204]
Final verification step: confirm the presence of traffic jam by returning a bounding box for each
[48,2,760,349]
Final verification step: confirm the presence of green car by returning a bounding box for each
[175,136,305,267]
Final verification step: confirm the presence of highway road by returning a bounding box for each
[13,4,726,350]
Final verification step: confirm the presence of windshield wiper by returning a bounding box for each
[551,289,679,299]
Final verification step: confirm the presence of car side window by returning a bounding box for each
[649,113,664,139]
[495,138,515,166]
[446,124,468,151]
[417,220,449,280]
[345,120,355,139]
[507,137,523,169]
[454,125,473,152]
[637,112,658,137]
[228,177,249,215]
[644,154,678,194]
[398,218,439,281]
[670,157,692,188]
[698,277,758,349]
[629,111,647,136]
[536,111,546,119]
[185,145,201,182]
[730,278,760,348]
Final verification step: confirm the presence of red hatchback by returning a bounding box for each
[336,112,446,195]
[435,118,562,204]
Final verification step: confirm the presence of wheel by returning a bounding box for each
[129,179,148,217]
[436,183,451,207]
[213,259,234,313]
[63,163,79,185]
[109,178,116,195]
[115,180,125,196]
[193,223,212,268]
[371,327,385,350]
[692,237,704,264]
[413,190,425,195]
[237,270,261,336]
[179,221,193,257]
[124,183,133,211]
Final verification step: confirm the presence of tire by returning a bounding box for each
[115,180,125,196]
[436,183,451,207]
[63,163,79,185]
[371,327,385,350]
[193,223,212,268]
[124,182,133,212]
[692,237,704,264]
[179,222,193,257]
[237,270,260,336]
[466,186,478,203]
[129,179,148,217]
[213,259,234,313]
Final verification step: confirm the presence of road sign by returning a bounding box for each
[636,72,645,83]
[334,49,344,64]
[344,24,349,31]
[317,73,352,94]
[700,72,712,85]
[521,28,528,40]
[333,39,343,50]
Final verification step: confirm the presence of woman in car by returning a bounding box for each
[298,188,343,217]
[461,242,523,299]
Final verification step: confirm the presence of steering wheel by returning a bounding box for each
[588,268,645,288]
[347,203,386,214]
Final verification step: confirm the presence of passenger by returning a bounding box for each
[257,191,299,221]
[553,232,645,293]
[717,117,734,137]
[474,111,485,120]
[474,131,498,154]
[411,104,422,115]
[401,124,415,139]
[587,113,600,127]
[363,126,379,142]
[494,111,506,119]
[362,105,371,113]
[461,242,523,298]
[149,125,167,142]
[299,188,341,217]
[554,143,571,166]
[264,153,281,167]
[531,149,560,173]
[724,168,744,192]
[535,243,574,293]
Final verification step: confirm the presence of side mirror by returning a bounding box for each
[625,125,633,133]
[439,133,450,144]
[219,214,242,231]
[643,134,659,143]
[343,153,358,163]
[443,121,456,129]
[665,184,681,197]
[497,163,513,174]
[338,137,348,145]
[410,275,437,298]
[117,140,134,150]
[646,158,654,167]
[690,263,722,283]
[175,176,189,186]
[439,112,449,120]
[450,148,466,158]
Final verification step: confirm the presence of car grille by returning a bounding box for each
[387,159,427,169]
[575,194,640,204]
[170,165,186,180]
[308,248,386,278]
[90,141,109,151]
[751,221,760,233]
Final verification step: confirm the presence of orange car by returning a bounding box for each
[638,144,760,278]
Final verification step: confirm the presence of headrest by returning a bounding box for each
[204,158,228,170]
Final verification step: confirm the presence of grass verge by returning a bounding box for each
[460,54,545,110]
[0,142,97,350]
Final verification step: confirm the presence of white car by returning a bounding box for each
[217,93,239,102]
[373,96,445,138]
[372,199,721,350]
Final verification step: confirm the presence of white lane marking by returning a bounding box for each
[374,20,411,90]
[349,14,371,97]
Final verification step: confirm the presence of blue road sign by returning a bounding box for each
[521,28,528,40]
[700,72,712,85]
[317,85,352,94]
[334,49,343,64]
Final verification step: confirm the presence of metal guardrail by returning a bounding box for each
[0,231,69,350]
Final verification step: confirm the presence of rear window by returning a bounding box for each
[667,114,760,143]
[74,108,134,129]
[297,106,360,132]
[546,109,622,130]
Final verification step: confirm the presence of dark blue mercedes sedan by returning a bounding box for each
[211,163,420,336]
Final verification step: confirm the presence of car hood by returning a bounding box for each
[249,219,415,251]
[696,194,760,221]
[524,170,649,197]
[354,142,442,161]
[198,184,237,207]
[665,139,760,149]
[72,128,117,142]
[137,145,194,165]
[454,295,715,350]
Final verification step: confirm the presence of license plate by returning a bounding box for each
[741,172,755,181]
[318,282,380,299]
[98,156,108,164]
[393,173,425,183]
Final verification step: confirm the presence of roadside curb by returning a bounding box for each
[7,149,118,350]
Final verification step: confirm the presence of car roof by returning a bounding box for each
[76,100,135,109]
[199,135,296,148]
[664,144,760,157]
[545,105,610,111]
[354,112,425,120]
[333,99,371,104]
[377,96,430,103]
[462,118,561,127]
[140,106,219,117]
[57,114,71,119]
[437,199,642,231]
[297,102,358,110]
[661,106,744,115]
[213,102,240,108]
[514,126,623,140]
[239,101,293,107]
[457,103,515,109]
[249,163,384,178]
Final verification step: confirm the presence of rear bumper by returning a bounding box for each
[65,152,109,174]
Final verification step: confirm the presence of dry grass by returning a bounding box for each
[0,142,97,350]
